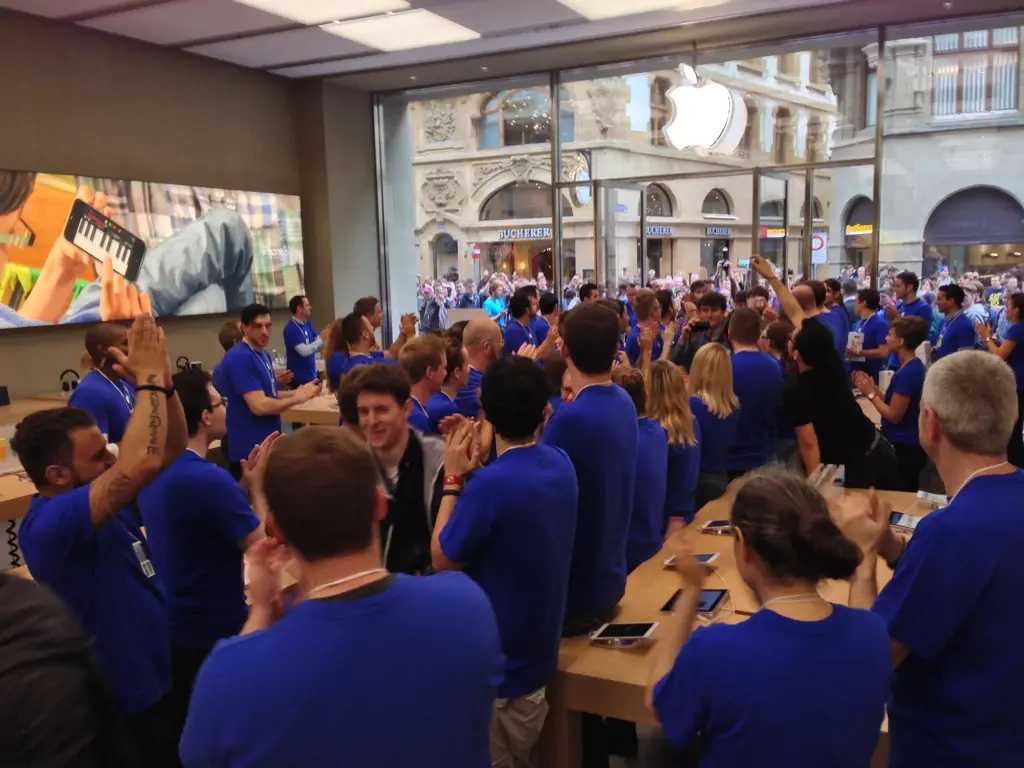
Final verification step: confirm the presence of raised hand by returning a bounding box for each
[666,534,709,590]
[241,431,281,493]
[516,343,539,361]
[750,254,776,280]
[100,253,152,321]
[639,327,655,351]
[829,489,891,556]
[444,422,479,478]
[851,371,876,398]
[246,537,286,613]
[400,313,418,337]
[275,369,295,386]
[975,322,993,342]
[125,314,166,379]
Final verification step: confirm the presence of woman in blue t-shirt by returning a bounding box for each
[650,469,891,767]
[853,315,930,492]
[649,361,701,529]
[978,291,1024,467]
[687,344,740,510]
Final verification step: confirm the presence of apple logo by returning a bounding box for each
[663,65,747,155]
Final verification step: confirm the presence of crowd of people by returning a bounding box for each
[2,252,1023,767]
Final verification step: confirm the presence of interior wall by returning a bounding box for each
[0,10,301,397]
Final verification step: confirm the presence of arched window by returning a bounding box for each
[702,189,731,216]
[479,181,574,221]
[760,200,785,219]
[650,77,673,148]
[431,233,458,278]
[646,184,673,217]
[479,89,575,149]
[800,197,825,220]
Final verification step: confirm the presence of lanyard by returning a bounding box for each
[95,370,134,412]
[412,397,429,420]
[291,318,312,344]
[247,342,277,396]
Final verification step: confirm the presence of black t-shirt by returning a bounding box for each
[379,431,432,575]
[783,366,877,465]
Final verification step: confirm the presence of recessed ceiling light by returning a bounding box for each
[234,0,410,25]
[942,1,953,8]
[410,75,417,80]
[481,66,489,71]
[555,0,722,20]
[322,9,480,51]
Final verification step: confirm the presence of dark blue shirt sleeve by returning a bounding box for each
[203,470,261,546]
[652,627,711,748]
[26,486,95,564]
[438,476,495,565]
[70,387,111,438]
[625,331,641,367]
[665,441,700,522]
[872,516,994,661]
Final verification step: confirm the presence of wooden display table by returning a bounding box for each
[537,488,930,768]
[281,395,340,426]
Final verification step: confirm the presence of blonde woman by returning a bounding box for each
[688,344,740,509]
[649,360,702,535]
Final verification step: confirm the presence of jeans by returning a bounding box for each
[844,432,902,491]
[63,209,254,322]
[892,441,928,492]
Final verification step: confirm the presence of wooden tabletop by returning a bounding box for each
[0,396,70,427]
[281,395,340,426]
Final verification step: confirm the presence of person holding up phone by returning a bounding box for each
[649,469,891,767]
[68,322,137,444]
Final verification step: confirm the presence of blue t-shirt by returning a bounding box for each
[666,424,702,525]
[439,445,577,698]
[221,342,282,462]
[503,319,537,357]
[138,451,260,651]
[816,308,847,360]
[727,351,783,472]
[625,325,664,368]
[873,471,1024,767]
[180,573,503,768]
[889,299,934,368]
[531,315,550,345]
[456,367,485,419]
[690,395,739,474]
[1004,322,1024,390]
[542,383,638,620]
[283,318,321,384]
[18,486,171,716]
[211,360,229,399]
[409,396,435,434]
[68,370,135,443]
[483,297,506,326]
[427,392,460,432]
[830,304,852,359]
[327,350,393,390]
[850,314,889,382]
[881,358,926,446]
[626,418,669,572]
[654,606,890,766]
[934,312,976,360]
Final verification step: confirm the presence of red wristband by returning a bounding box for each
[443,474,464,489]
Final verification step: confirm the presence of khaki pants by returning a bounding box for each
[490,687,549,768]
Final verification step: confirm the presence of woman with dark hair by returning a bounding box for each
[762,319,798,466]
[978,291,1024,467]
[649,468,891,767]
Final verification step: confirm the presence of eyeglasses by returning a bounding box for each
[1,218,35,248]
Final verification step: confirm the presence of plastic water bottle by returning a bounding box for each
[271,349,282,368]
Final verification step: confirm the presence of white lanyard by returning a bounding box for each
[247,342,277,395]
[412,397,429,419]
[95,370,134,412]
[291,318,312,344]
[949,462,1011,504]
[307,568,388,597]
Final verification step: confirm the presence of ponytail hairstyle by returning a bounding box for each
[730,467,861,583]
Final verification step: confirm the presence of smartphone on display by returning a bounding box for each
[661,589,729,617]
[590,622,659,647]
[63,198,147,283]
[700,520,733,535]
[889,511,923,532]
[663,552,719,568]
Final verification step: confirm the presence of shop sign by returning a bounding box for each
[845,224,873,236]
[759,226,787,239]
[705,226,732,238]
[497,228,552,240]
[646,226,673,236]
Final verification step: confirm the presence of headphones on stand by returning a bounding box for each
[176,356,191,372]
[60,369,81,394]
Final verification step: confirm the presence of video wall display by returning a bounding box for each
[0,170,304,329]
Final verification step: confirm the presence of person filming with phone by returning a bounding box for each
[671,292,728,371]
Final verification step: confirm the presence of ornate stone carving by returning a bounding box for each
[420,168,464,219]
[509,155,534,181]
[472,160,508,190]
[423,101,457,144]
[587,78,624,134]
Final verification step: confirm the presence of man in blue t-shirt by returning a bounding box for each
[398,335,447,434]
[625,290,664,367]
[283,294,324,386]
[726,308,783,477]
[841,352,1024,768]
[503,291,539,357]
[433,357,578,765]
[68,323,136,443]
[180,427,504,768]
[139,369,264,705]
[11,314,188,767]
[221,304,321,478]
[532,292,560,345]
[847,288,890,383]
[885,271,933,368]
[932,284,976,360]
[542,303,638,634]
[456,318,502,419]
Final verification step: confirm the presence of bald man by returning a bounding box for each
[456,318,502,418]
[68,323,136,443]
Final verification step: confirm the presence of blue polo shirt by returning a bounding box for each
[439,444,577,698]
[874,471,1024,767]
[666,424,702,525]
[626,418,669,572]
[531,315,551,345]
[881,358,926,446]
[180,573,503,767]
[68,370,135,443]
[221,342,282,462]
[690,395,739,474]
[542,383,637,620]
[138,451,260,651]
[816,309,846,360]
[503,319,537,357]
[18,486,171,716]
[653,605,890,767]
[625,325,663,368]
[427,392,460,432]
[456,367,485,419]
[409,396,435,434]
[727,351,783,472]
[829,304,852,359]
[1004,322,1024,390]
[849,314,889,383]
[283,318,321,385]
[889,299,934,368]
[933,312,975,360]
[327,351,394,390]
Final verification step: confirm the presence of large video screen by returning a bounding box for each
[0,170,303,329]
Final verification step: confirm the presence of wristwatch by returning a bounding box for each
[867,392,876,401]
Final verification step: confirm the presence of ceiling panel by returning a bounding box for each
[186,26,374,68]
[0,0,150,18]
[431,0,583,35]
[81,0,289,46]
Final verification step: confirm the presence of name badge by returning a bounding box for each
[132,540,156,578]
